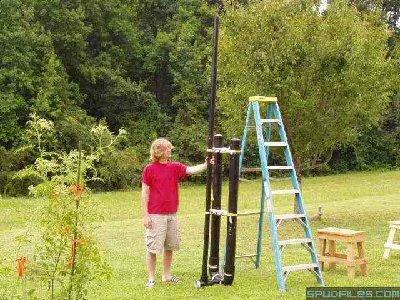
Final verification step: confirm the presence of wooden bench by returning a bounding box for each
[383,221,400,259]
[317,227,368,279]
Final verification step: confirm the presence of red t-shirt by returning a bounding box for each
[142,161,187,214]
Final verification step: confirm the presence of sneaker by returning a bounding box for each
[162,275,180,284]
[146,280,155,288]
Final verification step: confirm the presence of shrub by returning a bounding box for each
[91,147,142,191]
[0,146,40,196]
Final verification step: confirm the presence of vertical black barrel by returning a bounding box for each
[209,134,223,278]
[223,138,241,285]
[199,16,219,286]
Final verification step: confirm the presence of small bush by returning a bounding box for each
[90,148,142,191]
[3,172,43,197]
[0,146,39,196]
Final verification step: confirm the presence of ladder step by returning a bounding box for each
[282,263,318,273]
[268,166,293,170]
[241,167,262,172]
[249,96,277,102]
[264,142,287,147]
[261,118,281,123]
[271,189,299,195]
[279,238,312,246]
[275,213,306,220]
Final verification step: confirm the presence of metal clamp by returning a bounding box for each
[209,208,227,216]
[206,209,237,217]
[207,147,241,155]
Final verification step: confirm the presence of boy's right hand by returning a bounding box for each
[144,216,152,229]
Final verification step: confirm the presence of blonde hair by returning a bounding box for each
[150,138,173,162]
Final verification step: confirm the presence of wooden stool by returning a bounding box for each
[317,227,368,279]
[383,221,400,259]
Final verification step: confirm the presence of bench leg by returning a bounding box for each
[328,240,336,270]
[383,227,396,259]
[347,242,356,279]
[318,238,326,270]
[357,241,368,276]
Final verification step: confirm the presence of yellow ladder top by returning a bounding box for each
[249,96,277,102]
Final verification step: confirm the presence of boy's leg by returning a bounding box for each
[163,214,181,281]
[147,251,157,281]
[162,249,173,281]
[145,214,167,283]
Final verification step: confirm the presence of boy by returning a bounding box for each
[141,138,209,288]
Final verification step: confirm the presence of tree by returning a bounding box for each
[167,1,214,162]
[326,0,400,172]
[34,53,95,152]
[0,0,50,147]
[218,0,396,178]
[349,0,400,29]
[31,0,169,155]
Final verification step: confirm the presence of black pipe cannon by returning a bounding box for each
[195,136,241,288]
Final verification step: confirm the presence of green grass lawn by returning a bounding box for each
[1,170,400,299]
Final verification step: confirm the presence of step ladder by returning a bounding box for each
[238,96,324,291]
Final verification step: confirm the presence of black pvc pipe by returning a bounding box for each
[198,15,219,287]
[223,138,241,285]
[209,134,223,279]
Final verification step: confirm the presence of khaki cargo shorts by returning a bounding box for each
[145,214,181,255]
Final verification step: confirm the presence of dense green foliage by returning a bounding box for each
[0,0,215,194]
[219,0,398,176]
[333,0,400,172]
[0,0,398,195]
